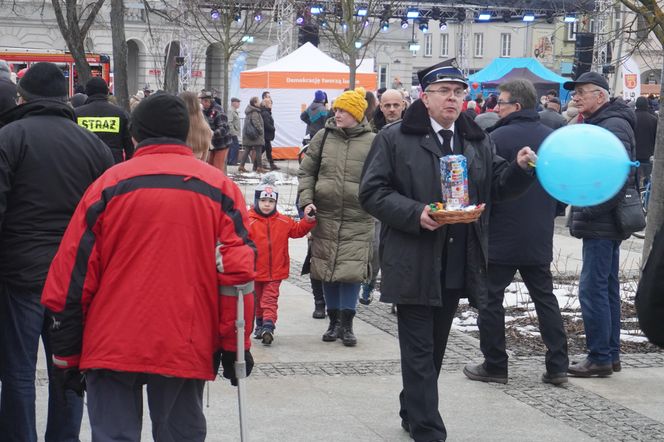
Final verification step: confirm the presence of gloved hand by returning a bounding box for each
[220,350,254,386]
[51,367,85,406]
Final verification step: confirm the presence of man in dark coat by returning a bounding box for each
[199,90,232,173]
[260,97,278,170]
[538,97,567,130]
[0,60,17,114]
[636,227,664,348]
[359,59,536,442]
[565,72,637,377]
[463,79,569,386]
[75,77,133,164]
[634,96,657,188]
[0,62,114,441]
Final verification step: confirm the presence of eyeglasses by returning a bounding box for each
[570,89,601,97]
[495,100,517,106]
[425,87,466,98]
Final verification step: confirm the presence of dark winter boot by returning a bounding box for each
[253,318,263,339]
[261,320,275,346]
[312,302,326,319]
[322,309,340,342]
[340,309,357,347]
[359,284,373,305]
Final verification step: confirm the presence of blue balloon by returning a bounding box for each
[536,124,637,207]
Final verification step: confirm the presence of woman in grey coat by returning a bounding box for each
[239,96,265,173]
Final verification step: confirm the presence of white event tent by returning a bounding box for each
[239,42,377,159]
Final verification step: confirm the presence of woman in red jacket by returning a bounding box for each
[249,175,316,345]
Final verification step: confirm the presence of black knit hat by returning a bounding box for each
[130,92,189,142]
[85,77,109,96]
[17,62,68,100]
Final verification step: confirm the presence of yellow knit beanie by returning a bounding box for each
[333,87,368,122]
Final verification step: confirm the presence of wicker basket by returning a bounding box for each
[429,205,485,225]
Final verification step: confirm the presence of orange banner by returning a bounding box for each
[272,146,300,160]
[240,71,377,90]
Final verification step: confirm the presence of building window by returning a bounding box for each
[500,33,511,57]
[474,33,484,57]
[424,34,432,57]
[440,34,449,57]
[378,64,388,89]
[567,19,595,41]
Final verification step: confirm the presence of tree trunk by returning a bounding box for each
[222,55,229,111]
[110,0,129,111]
[642,64,664,263]
[69,40,92,87]
[163,42,179,94]
[349,58,357,89]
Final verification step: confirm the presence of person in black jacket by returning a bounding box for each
[0,62,114,441]
[463,79,569,386]
[260,97,278,170]
[359,60,536,442]
[75,77,133,164]
[0,60,17,114]
[634,96,657,188]
[199,90,232,174]
[636,227,664,348]
[564,72,637,377]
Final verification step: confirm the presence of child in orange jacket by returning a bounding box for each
[249,176,316,345]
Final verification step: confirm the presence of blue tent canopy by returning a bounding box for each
[468,58,571,104]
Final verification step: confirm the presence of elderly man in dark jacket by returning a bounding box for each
[0,62,113,441]
[75,77,133,164]
[634,96,657,188]
[463,79,569,386]
[360,60,536,442]
[564,72,637,377]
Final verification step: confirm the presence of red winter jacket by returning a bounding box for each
[248,209,315,281]
[41,141,256,381]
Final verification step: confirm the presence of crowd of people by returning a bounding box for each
[0,59,662,442]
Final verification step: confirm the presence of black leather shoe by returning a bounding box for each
[542,372,568,385]
[567,358,613,377]
[613,361,622,372]
[463,363,507,384]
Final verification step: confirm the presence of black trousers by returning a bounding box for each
[397,289,461,442]
[86,370,206,442]
[478,263,568,374]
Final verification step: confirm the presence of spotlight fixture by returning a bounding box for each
[241,35,254,43]
[380,20,390,32]
[310,5,323,15]
[523,12,535,22]
[418,19,429,33]
[431,7,441,21]
[478,11,491,21]
[234,11,242,23]
[502,10,511,23]
[456,8,466,22]
[409,40,420,51]
[564,13,577,23]
[210,8,220,20]
[254,9,262,22]
[356,6,368,17]
[406,8,419,19]
[319,17,328,28]
[355,41,362,49]
[400,18,409,29]
[341,21,348,31]
[439,20,447,31]
[296,13,305,25]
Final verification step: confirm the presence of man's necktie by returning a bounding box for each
[439,129,454,155]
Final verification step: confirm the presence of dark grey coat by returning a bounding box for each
[359,100,534,309]
[569,99,637,241]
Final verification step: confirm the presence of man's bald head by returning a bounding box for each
[380,89,405,124]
